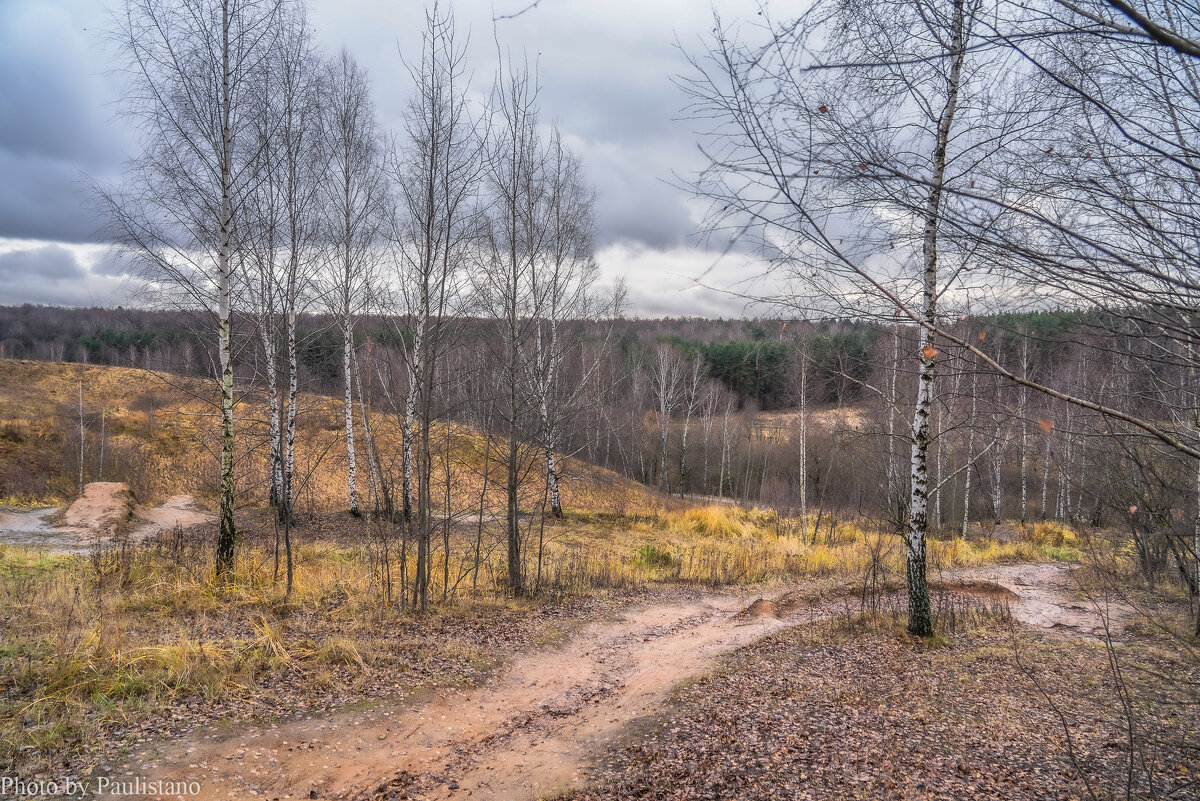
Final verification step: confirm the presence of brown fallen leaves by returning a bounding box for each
[570,616,1197,801]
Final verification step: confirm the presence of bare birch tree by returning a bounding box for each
[682,0,1028,634]
[324,47,385,519]
[530,129,600,518]
[104,0,286,578]
[272,9,326,549]
[392,2,481,608]
[649,344,683,494]
[677,354,705,498]
[477,58,548,597]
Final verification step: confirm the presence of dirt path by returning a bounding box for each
[123,561,1121,801]
[0,484,210,551]
[959,561,1132,636]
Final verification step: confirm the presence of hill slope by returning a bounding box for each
[0,359,671,516]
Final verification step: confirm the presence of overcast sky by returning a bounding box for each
[0,0,776,317]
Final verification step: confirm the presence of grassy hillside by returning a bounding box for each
[0,359,671,516]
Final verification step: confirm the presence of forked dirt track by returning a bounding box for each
[0,482,211,551]
[125,562,1120,801]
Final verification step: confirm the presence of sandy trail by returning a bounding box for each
[127,588,823,801]
[0,483,210,551]
[125,561,1122,801]
[127,494,212,541]
[959,561,1132,636]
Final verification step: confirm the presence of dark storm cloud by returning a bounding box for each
[0,1,128,243]
[0,243,136,306]
[0,153,113,243]
[2,0,766,314]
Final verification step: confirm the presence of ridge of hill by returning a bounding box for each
[0,359,673,516]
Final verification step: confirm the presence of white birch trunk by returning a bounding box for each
[77,381,84,494]
[350,343,382,510]
[701,389,716,494]
[961,369,977,538]
[934,402,944,529]
[401,321,425,524]
[1194,456,1200,634]
[282,306,298,521]
[1041,433,1052,520]
[538,320,564,517]
[1019,338,1029,524]
[886,326,899,500]
[990,421,1005,525]
[798,345,809,538]
[261,321,282,509]
[719,400,733,501]
[343,324,360,516]
[215,6,238,576]
[906,0,966,636]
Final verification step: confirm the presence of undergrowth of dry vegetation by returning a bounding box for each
[0,502,1078,777]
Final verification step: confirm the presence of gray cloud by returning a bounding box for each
[0,1,128,243]
[310,0,720,256]
[0,152,114,242]
[0,243,136,306]
[1,0,762,314]
[0,245,85,280]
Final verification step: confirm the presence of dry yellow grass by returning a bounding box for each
[531,504,1072,592]
[0,359,670,517]
[0,502,1079,774]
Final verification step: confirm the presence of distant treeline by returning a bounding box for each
[0,303,1101,411]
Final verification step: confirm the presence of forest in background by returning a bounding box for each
[2,303,1186,560]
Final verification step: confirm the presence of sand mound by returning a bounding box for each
[62,482,136,539]
[53,483,212,546]
[739,598,780,619]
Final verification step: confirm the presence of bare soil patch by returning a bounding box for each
[953,562,1133,636]
[123,583,820,801]
[0,482,211,550]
